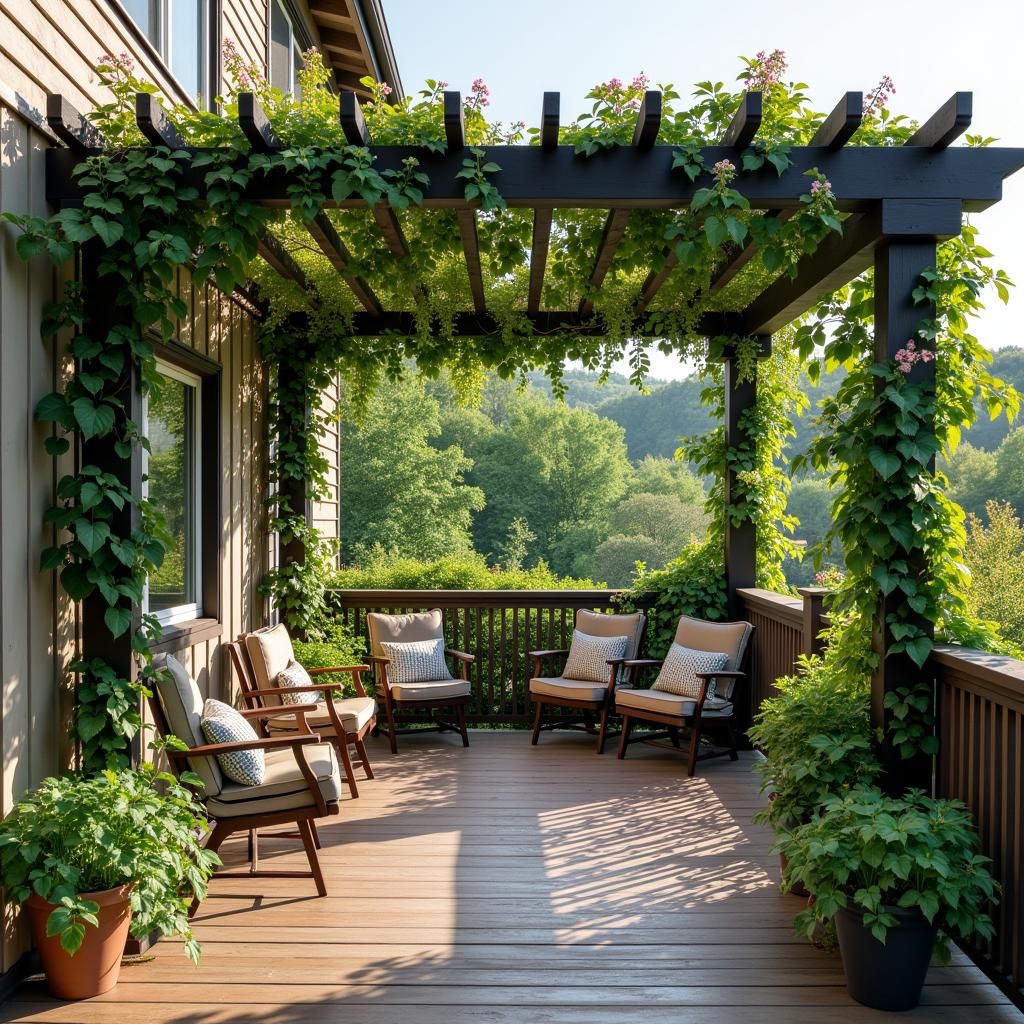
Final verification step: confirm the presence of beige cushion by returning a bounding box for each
[380,637,452,684]
[529,677,607,702]
[153,653,223,796]
[672,615,753,698]
[652,644,728,698]
[616,686,734,719]
[267,696,376,735]
[244,624,296,706]
[575,609,645,661]
[562,630,628,683]
[390,679,472,701]
[366,609,444,658]
[207,741,341,817]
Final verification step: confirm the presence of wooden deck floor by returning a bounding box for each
[1,731,1021,1023]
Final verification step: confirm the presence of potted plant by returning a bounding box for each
[777,786,998,1011]
[0,757,219,999]
[748,656,878,892]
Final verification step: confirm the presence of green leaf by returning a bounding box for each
[59,562,94,600]
[104,606,133,638]
[704,216,727,247]
[90,216,124,247]
[904,635,933,668]
[868,447,901,480]
[72,398,116,439]
[35,393,69,424]
[75,519,110,556]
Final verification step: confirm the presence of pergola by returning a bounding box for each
[43,85,1024,788]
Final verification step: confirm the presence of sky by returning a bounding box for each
[381,0,1024,380]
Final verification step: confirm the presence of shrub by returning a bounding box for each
[292,622,368,697]
[963,501,1024,646]
[748,655,877,830]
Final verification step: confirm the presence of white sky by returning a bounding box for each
[384,0,1024,380]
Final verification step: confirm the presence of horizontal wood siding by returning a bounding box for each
[223,0,268,92]
[329,590,622,725]
[935,646,1024,1006]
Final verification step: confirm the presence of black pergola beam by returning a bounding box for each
[340,91,369,146]
[46,94,104,152]
[135,94,185,148]
[46,144,1024,213]
[632,91,662,150]
[444,91,465,150]
[528,208,553,315]
[579,208,631,317]
[238,92,280,151]
[716,198,963,336]
[457,210,486,315]
[635,250,678,315]
[906,92,972,149]
[720,91,763,148]
[541,92,560,150]
[305,213,384,316]
[810,92,864,149]
[257,232,309,291]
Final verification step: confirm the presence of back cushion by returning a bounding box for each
[201,699,266,786]
[244,624,296,706]
[380,638,452,684]
[367,609,444,657]
[576,609,645,661]
[562,630,629,684]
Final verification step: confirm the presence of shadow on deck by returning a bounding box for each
[1,731,1020,1023]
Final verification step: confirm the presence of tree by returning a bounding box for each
[590,535,665,588]
[943,443,998,521]
[339,378,484,563]
[632,455,706,504]
[495,517,536,571]
[992,427,1024,517]
[964,502,1024,646]
[610,493,707,552]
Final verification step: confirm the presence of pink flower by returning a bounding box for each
[746,49,787,91]
[608,77,623,90]
[380,82,393,96]
[631,72,651,91]
[863,75,896,116]
[438,80,449,89]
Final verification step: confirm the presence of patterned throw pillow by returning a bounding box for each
[200,699,265,786]
[380,638,452,684]
[652,644,729,699]
[276,659,316,706]
[561,630,629,684]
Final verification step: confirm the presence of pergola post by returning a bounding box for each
[275,358,309,573]
[872,238,938,793]
[722,341,763,619]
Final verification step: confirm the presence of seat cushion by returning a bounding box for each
[390,679,472,701]
[206,741,342,817]
[616,687,734,719]
[153,653,223,796]
[562,630,628,683]
[201,699,265,786]
[380,637,452,684]
[267,697,377,735]
[652,644,729,698]
[276,659,316,706]
[529,677,607,702]
[244,624,296,706]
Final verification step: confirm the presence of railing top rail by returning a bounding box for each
[737,587,804,625]
[328,588,622,608]
[933,645,1024,705]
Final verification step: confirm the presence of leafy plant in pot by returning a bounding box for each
[777,786,997,1011]
[0,756,219,999]
[747,656,878,894]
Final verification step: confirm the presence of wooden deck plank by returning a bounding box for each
[1,733,1018,1023]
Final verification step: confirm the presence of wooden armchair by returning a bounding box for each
[149,653,342,904]
[228,623,376,799]
[365,609,474,752]
[528,609,647,754]
[615,614,754,777]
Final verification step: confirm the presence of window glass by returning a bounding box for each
[168,0,203,101]
[269,0,292,94]
[146,370,199,618]
[122,0,158,43]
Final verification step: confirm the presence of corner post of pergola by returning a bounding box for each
[723,335,770,618]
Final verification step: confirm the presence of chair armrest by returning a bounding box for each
[529,649,569,660]
[366,654,390,665]
[693,670,745,680]
[606,658,626,666]
[623,658,663,668]
[252,682,350,697]
[166,733,323,759]
[307,665,371,675]
[445,649,475,664]
[237,703,318,719]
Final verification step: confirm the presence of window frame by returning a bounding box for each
[269,0,299,96]
[143,359,205,627]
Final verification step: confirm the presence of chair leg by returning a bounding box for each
[192,820,233,916]
[531,700,544,745]
[298,818,327,897]
[668,726,681,749]
[355,734,375,779]
[310,821,321,850]
[687,715,703,778]
[383,695,398,754]
[457,703,469,747]
[596,705,610,754]
[336,736,360,799]
[726,719,739,761]
[617,715,632,760]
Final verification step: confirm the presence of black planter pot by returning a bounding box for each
[835,904,939,1011]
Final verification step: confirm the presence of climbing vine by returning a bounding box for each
[2,47,1018,769]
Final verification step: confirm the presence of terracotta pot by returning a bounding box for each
[26,885,133,1000]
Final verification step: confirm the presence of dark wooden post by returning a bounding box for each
[722,338,768,619]
[275,358,308,570]
[79,243,143,762]
[873,238,938,793]
[798,586,828,656]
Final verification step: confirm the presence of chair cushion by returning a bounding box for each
[201,699,265,786]
[276,659,316,705]
[616,687,734,719]
[153,653,223,796]
[267,696,377,735]
[575,609,645,662]
[673,616,752,698]
[206,742,342,817]
[562,630,628,684]
[529,677,607,703]
[380,638,452,684]
[390,679,472,701]
[244,624,296,706]
[652,643,729,698]
[367,609,444,657]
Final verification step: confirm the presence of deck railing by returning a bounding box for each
[327,589,620,726]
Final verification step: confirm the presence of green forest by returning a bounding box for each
[337,347,1024,644]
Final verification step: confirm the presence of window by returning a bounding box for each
[269,0,303,97]
[119,0,209,105]
[144,363,202,625]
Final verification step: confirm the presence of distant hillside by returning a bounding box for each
[526,369,667,410]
